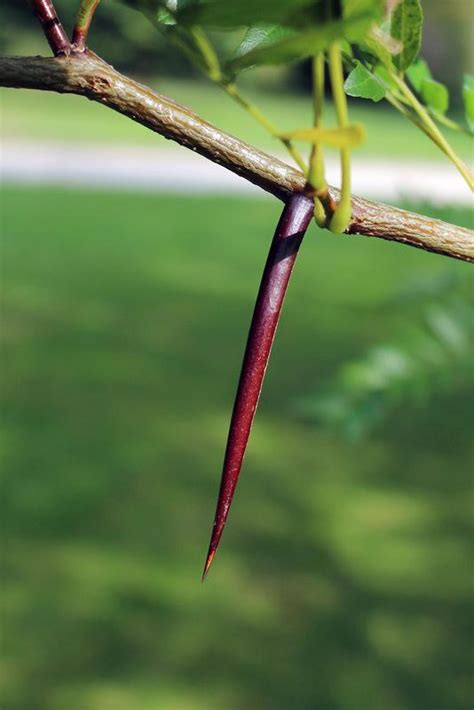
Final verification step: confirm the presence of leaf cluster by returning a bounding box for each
[343,1,473,134]
[122,0,384,80]
[119,0,473,190]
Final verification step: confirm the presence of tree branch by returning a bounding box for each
[1,52,473,263]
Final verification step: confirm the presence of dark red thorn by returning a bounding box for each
[202,193,314,580]
[31,0,71,56]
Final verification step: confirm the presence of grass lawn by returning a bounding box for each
[1,187,473,710]
[2,79,473,164]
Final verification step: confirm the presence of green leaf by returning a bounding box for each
[462,74,474,132]
[228,12,375,71]
[157,6,176,25]
[421,78,449,115]
[406,58,431,92]
[233,25,292,61]
[279,123,366,148]
[344,61,386,102]
[391,0,423,72]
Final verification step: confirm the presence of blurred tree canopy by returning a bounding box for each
[1,0,188,74]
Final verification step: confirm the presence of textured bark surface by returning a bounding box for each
[1,52,473,262]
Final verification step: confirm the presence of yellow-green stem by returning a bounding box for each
[328,43,348,125]
[308,52,327,190]
[223,83,307,172]
[391,72,473,190]
[328,42,351,232]
[428,109,470,136]
[189,26,221,82]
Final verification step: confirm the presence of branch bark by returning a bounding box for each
[1,52,473,262]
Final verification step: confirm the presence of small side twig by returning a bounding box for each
[30,0,70,56]
[72,0,101,51]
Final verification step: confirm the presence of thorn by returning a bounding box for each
[201,547,216,582]
[200,194,315,580]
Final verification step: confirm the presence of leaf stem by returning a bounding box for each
[428,110,471,136]
[223,83,307,172]
[308,52,329,226]
[328,42,352,232]
[308,53,327,189]
[189,26,222,82]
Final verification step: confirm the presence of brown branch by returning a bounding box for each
[1,52,473,263]
[30,0,71,56]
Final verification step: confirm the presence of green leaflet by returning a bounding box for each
[391,0,423,72]
[344,61,386,102]
[421,78,449,115]
[279,123,366,148]
[227,12,375,72]
[233,25,293,61]
[406,58,431,92]
[463,74,474,132]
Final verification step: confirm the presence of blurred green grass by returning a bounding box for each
[2,80,472,162]
[1,187,473,710]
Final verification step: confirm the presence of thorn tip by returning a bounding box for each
[201,548,216,582]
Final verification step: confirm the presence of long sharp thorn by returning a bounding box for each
[202,193,314,579]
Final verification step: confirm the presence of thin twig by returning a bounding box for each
[72,0,101,51]
[1,52,473,262]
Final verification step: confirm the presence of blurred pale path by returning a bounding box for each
[2,139,473,206]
